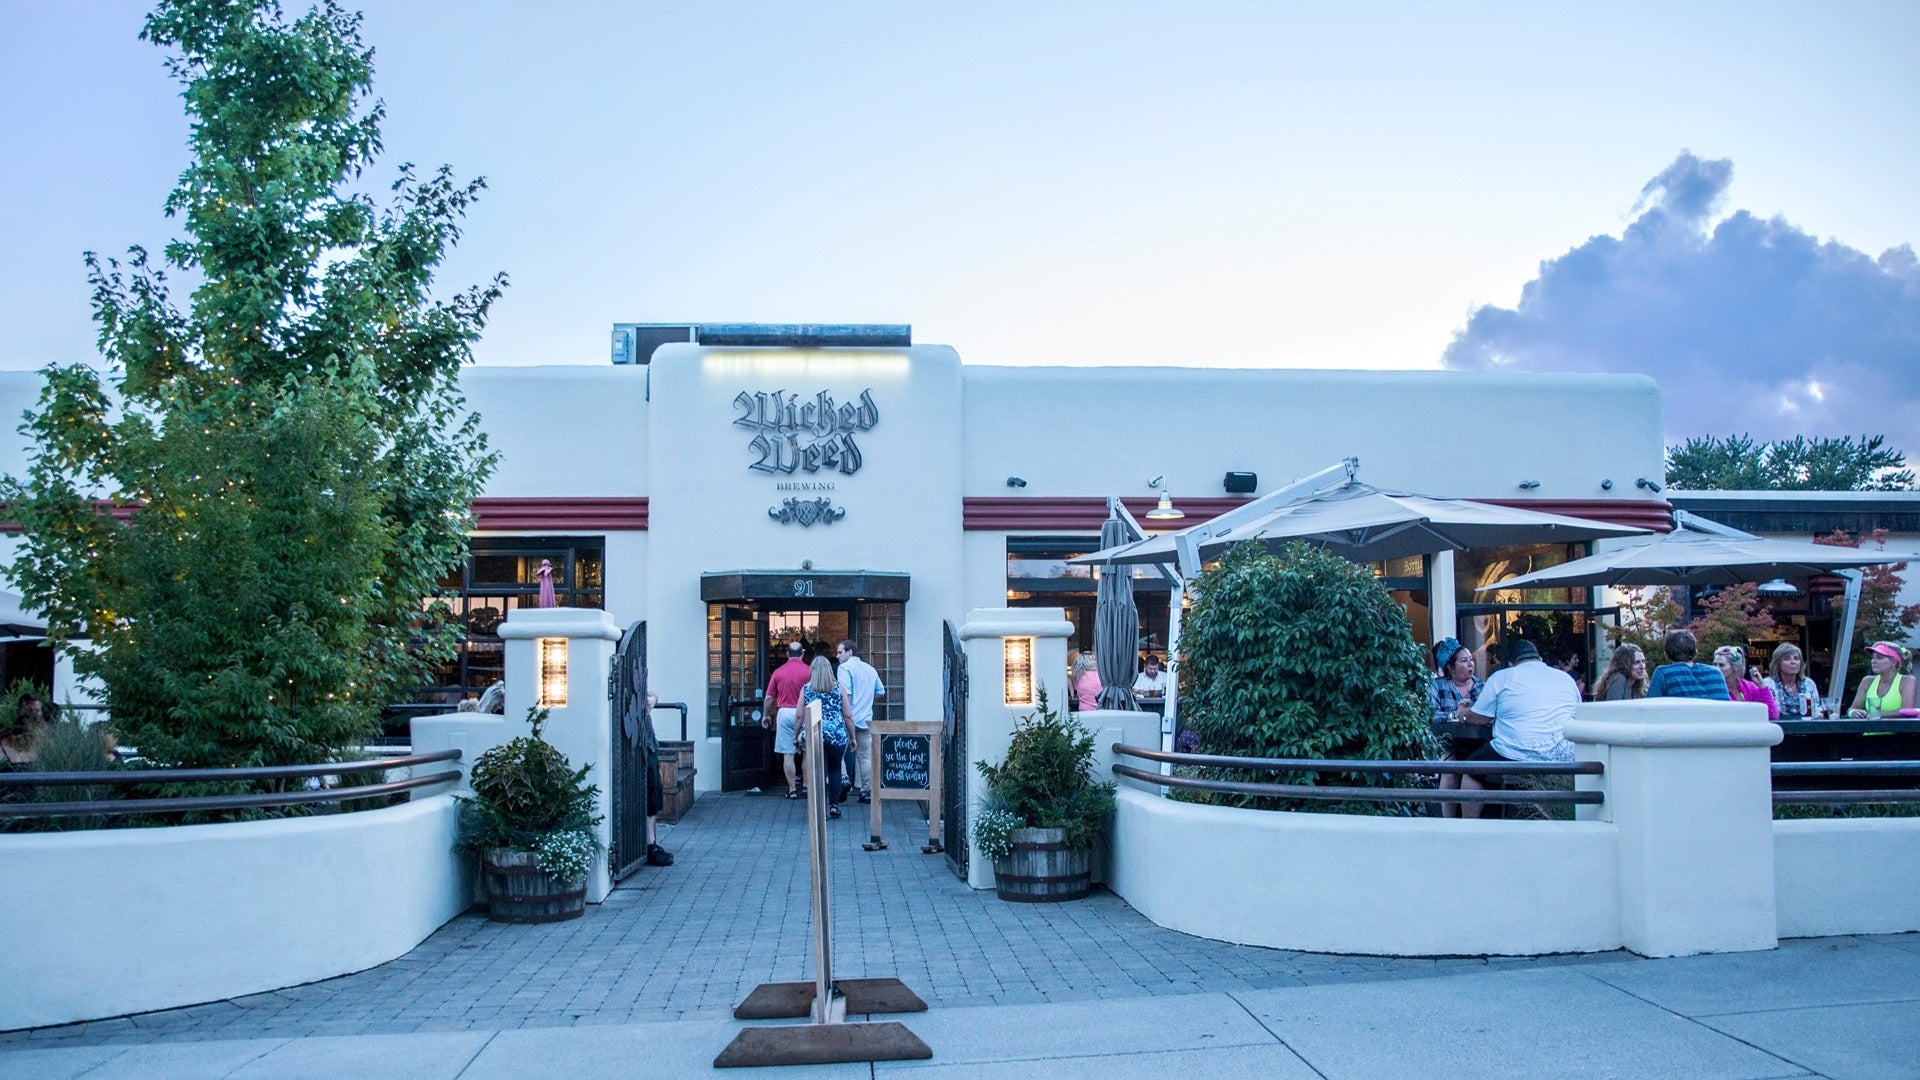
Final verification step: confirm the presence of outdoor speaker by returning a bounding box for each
[1223,471,1257,494]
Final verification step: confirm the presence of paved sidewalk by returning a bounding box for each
[2,792,1616,1048]
[4,936,1918,1078]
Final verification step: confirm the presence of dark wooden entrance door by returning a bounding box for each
[717,605,770,792]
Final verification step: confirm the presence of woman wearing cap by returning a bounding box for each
[1712,645,1779,721]
[1846,641,1915,718]
[1427,638,1483,818]
[1762,643,1821,721]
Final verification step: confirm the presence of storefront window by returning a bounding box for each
[417,536,607,706]
[1454,543,1593,685]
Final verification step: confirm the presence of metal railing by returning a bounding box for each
[0,749,463,821]
[1771,760,1920,806]
[1112,744,1604,807]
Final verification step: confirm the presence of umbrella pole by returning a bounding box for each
[1162,579,1184,772]
[1827,570,1863,712]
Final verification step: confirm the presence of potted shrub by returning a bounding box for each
[975,689,1115,902]
[456,708,602,922]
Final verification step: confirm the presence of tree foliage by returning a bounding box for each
[1814,529,1920,692]
[1176,541,1434,813]
[1,0,500,767]
[1667,434,1914,491]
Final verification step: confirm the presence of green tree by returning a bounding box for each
[2,0,500,768]
[1667,434,1914,491]
[1176,541,1434,813]
[1814,529,1920,695]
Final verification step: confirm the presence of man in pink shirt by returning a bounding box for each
[763,641,812,797]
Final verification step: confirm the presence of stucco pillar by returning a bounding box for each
[1566,698,1783,957]
[1428,549,1457,645]
[958,607,1073,890]
[498,607,624,903]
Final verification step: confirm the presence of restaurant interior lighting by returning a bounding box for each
[1757,578,1798,596]
[1003,636,1035,706]
[538,637,569,707]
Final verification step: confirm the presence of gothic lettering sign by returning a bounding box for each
[734,389,879,477]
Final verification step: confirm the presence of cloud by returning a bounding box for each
[1443,152,1920,455]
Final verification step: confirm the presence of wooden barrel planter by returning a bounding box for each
[482,849,586,923]
[992,827,1092,902]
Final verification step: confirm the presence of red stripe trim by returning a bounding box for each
[963,497,1254,531]
[471,497,648,531]
[964,497,1673,533]
[1473,499,1674,532]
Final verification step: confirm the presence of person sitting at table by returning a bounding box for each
[1762,643,1821,720]
[1846,640,1916,718]
[1071,652,1103,712]
[1646,630,1729,700]
[1713,645,1779,721]
[1593,645,1647,701]
[1458,639,1577,819]
[1428,637,1484,818]
[1131,654,1168,703]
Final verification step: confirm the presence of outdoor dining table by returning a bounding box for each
[1772,718,1920,792]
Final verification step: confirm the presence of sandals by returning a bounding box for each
[785,789,801,800]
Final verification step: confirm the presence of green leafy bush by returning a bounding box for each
[976,689,1115,853]
[457,708,601,881]
[1176,541,1436,814]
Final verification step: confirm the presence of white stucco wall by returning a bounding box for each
[0,796,470,1031]
[1774,817,1920,938]
[1104,784,1621,956]
[646,346,966,789]
[959,367,1665,503]
[462,365,648,499]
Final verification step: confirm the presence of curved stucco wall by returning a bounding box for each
[1104,785,1620,956]
[0,795,470,1032]
[1774,817,1920,938]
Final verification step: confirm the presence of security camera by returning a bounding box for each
[1005,476,1027,488]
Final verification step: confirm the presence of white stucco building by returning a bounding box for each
[0,334,1674,791]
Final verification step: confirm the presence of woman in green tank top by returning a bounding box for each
[1847,640,1916,717]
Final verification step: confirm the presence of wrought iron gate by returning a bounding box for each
[942,619,969,881]
[609,619,653,881]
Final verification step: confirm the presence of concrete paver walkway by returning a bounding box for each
[3,792,1615,1047]
[5,791,1918,1077]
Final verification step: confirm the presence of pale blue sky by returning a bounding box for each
[4,1,1917,402]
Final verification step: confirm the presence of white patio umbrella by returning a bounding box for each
[1476,518,1911,709]
[1474,529,1909,590]
[1073,478,1649,574]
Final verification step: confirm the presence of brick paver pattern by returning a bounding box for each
[5,792,1622,1046]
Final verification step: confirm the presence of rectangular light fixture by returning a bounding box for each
[538,637,569,707]
[1003,636,1035,707]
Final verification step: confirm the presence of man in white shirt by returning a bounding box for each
[835,639,886,803]
[1459,638,1577,819]
[1131,654,1168,704]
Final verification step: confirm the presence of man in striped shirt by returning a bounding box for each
[1647,629,1730,700]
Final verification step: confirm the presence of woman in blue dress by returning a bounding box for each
[801,656,854,816]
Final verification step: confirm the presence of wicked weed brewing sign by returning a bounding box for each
[735,388,879,525]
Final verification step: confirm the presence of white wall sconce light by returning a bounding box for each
[1003,636,1036,706]
[538,637,569,707]
[1145,475,1185,520]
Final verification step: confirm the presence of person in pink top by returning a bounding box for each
[762,641,813,797]
[1712,645,1779,721]
[1070,652,1102,712]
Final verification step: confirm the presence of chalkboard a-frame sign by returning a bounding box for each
[865,720,944,854]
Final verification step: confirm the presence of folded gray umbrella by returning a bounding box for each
[1093,515,1141,711]
[1476,530,1909,591]
[1072,480,1648,570]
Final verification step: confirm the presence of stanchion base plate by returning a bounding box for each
[862,838,889,851]
[734,978,927,1019]
[714,1020,930,1068]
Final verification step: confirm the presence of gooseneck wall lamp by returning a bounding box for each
[1145,475,1185,520]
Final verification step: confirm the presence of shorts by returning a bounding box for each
[773,707,800,755]
[645,746,664,817]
